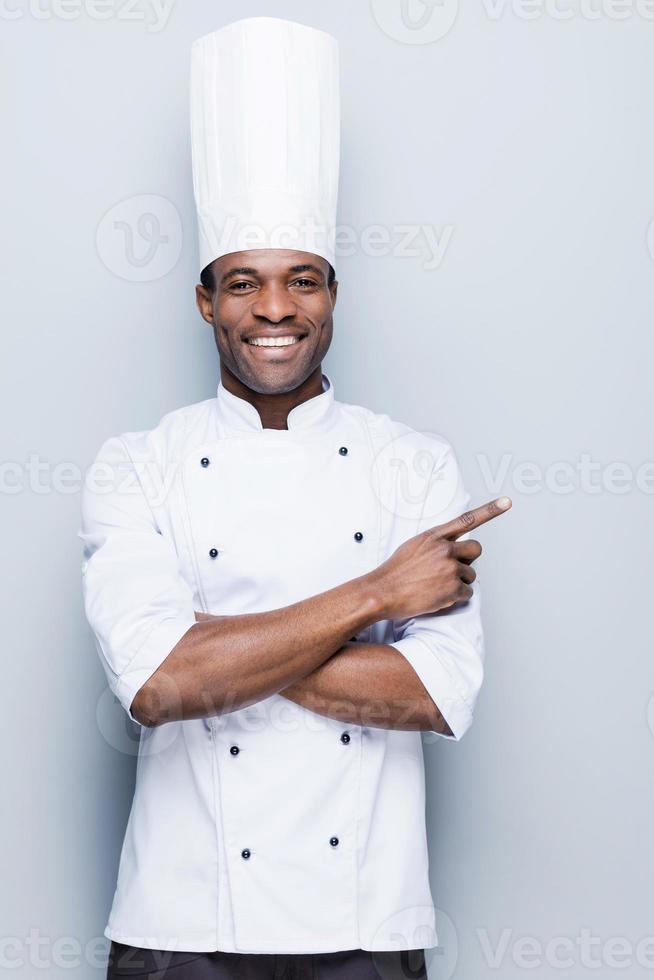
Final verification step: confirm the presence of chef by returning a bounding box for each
[80,15,511,980]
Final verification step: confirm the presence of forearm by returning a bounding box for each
[132,575,381,727]
[280,642,453,734]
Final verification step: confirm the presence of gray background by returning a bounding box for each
[2,1,653,977]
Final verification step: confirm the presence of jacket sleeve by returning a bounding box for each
[386,438,485,741]
[78,434,198,727]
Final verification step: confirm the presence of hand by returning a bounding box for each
[367,496,512,621]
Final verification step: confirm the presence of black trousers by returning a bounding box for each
[106,940,428,979]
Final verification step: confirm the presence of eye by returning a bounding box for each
[292,278,317,289]
[229,281,255,291]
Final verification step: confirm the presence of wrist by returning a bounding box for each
[352,572,387,626]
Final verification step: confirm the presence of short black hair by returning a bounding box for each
[200,260,336,293]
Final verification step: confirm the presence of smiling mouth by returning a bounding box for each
[244,334,307,348]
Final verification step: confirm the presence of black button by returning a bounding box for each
[209,548,219,559]
[354,531,363,542]
[338,446,348,455]
[340,732,350,744]
[200,457,210,467]
[241,848,251,859]
[329,837,339,847]
[229,745,240,756]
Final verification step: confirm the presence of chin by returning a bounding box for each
[234,363,312,396]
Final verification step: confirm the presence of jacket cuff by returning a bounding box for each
[115,615,197,728]
[388,633,474,740]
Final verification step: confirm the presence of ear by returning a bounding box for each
[195,284,215,325]
[329,277,338,308]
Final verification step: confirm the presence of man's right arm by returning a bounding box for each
[131,581,381,727]
[80,434,381,729]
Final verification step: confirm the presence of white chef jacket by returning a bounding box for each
[79,371,485,955]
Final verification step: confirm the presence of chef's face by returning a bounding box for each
[195,249,338,395]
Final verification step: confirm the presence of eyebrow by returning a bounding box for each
[288,264,325,279]
[220,266,258,284]
[220,263,326,284]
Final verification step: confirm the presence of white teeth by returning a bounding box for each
[247,336,301,347]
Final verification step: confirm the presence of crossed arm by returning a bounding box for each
[130,587,451,733]
[194,611,451,733]
[81,436,491,741]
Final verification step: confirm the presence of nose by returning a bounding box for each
[250,283,297,324]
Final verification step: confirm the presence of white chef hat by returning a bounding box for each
[190,16,341,278]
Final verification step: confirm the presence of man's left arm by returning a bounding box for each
[280,640,454,733]
[281,438,485,739]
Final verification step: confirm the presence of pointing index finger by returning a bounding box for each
[435,496,512,540]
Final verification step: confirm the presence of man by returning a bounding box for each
[80,16,511,980]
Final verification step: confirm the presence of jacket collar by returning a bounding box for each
[215,371,337,434]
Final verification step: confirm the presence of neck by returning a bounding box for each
[219,365,324,430]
